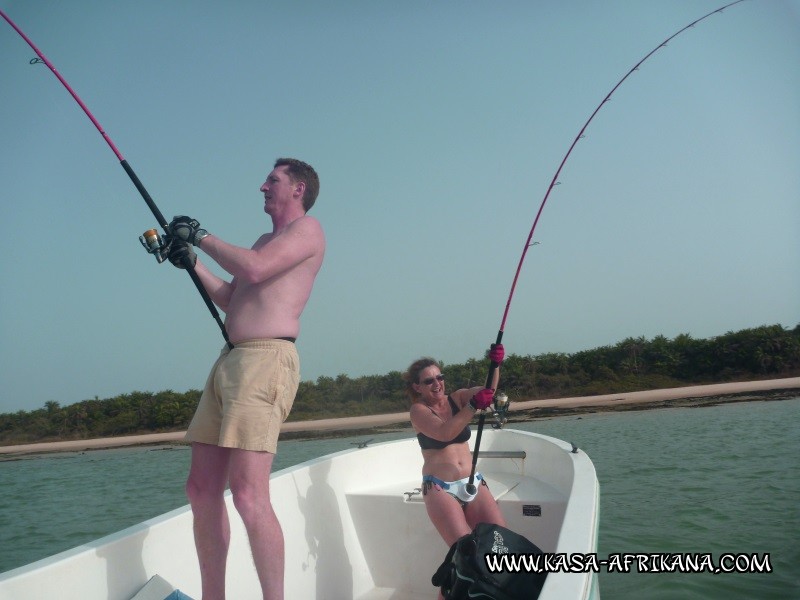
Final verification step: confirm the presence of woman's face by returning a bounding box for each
[413,365,446,402]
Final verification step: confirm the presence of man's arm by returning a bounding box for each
[199,216,324,284]
[191,259,237,312]
[166,238,236,311]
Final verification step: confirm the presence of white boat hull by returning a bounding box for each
[0,429,600,599]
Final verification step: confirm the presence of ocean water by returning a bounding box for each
[1,398,798,599]
[521,398,800,599]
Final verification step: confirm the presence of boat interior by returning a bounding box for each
[0,430,599,600]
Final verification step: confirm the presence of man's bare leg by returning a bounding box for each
[186,442,232,600]
[229,449,283,600]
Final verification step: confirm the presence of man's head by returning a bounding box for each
[274,158,320,212]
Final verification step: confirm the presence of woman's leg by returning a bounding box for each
[423,484,472,546]
[464,481,506,530]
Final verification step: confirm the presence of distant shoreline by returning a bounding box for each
[2,377,798,456]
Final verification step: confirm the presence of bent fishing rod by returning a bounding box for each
[467,0,747,491]
[1,9,233,349]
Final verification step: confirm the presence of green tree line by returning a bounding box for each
[2,323,798,445]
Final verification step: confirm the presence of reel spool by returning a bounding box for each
[492,392,510,429]
[139,228,170,263]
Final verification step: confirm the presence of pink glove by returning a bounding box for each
[489,343,505,364]
[471,388,495,411]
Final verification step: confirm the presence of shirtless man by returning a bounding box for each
[166,158,325,600]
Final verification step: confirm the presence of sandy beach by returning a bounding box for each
[2,377,798,456]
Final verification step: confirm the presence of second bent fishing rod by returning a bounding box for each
[467,0,747,491]
[1,9,233,350]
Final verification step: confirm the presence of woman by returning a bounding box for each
[405,344,507,550]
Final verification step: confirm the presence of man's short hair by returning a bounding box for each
[274,158,320,211]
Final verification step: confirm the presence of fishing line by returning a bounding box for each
[1,9,232,349]
[468,0,748,489]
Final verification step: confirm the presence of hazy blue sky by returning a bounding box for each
[1,0,798,415]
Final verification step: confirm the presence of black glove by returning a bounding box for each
[168,238,197,269]
[169,215,209,246]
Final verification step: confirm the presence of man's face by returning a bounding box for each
[260,165,296,214]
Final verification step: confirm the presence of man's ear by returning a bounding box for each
[294,181,306,199]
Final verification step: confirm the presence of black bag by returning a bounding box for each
[432,523,548,600]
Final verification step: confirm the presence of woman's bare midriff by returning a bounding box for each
[421,443,475,481]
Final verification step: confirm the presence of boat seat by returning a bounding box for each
[344,471,566,591]
[399,472,520,504]
[374,471,565,554]
[348,467,563,507]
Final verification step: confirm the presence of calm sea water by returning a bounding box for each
[1,398,798,598]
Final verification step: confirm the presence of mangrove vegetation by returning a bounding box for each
[2,323,798,445]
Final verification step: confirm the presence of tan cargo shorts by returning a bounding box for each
[186,339,300,453]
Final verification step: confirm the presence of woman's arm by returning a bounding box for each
[410,401,476,443]
[450,364,501,409]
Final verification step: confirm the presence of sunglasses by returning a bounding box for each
[421,374,445,386]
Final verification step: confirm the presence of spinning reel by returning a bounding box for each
[139,228,172,263]
[491,392,511,429]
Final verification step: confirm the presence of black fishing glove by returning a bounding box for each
[168,238,197,269]
[169,215,209,246]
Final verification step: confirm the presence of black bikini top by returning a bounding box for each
[417,396,472,450]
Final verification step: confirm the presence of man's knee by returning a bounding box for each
[229,480,258,515]
[186,471,227,508]
[185,474,206,506]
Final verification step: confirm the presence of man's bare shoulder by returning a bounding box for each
[290,214,324,233]
[288,215,325,246]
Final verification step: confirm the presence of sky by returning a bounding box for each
[1,0,798,415]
